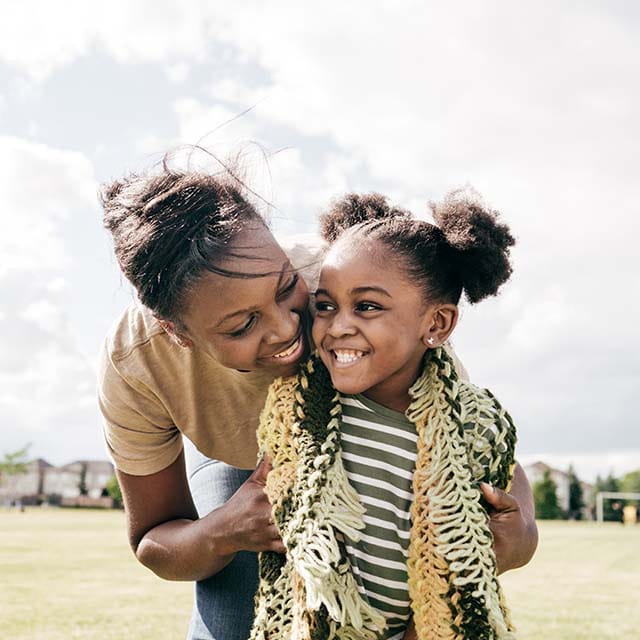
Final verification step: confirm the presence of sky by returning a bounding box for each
[0,1,638,482]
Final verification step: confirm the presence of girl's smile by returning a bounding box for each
[312,238,434,412]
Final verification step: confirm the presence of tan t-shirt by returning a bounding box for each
[98,303,276,475]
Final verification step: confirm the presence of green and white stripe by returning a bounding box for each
[339,394,417,640]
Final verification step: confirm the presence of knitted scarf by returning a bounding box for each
[250,347,517,640]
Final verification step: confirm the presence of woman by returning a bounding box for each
[98,164,537,640]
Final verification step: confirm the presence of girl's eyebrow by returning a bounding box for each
[314,286,392,298]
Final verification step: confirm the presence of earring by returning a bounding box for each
[427,337,436,346]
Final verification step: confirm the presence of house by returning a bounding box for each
[0,458,114,506]
[523,461,594,517]
[43,460,114,500]
[0,458,54,505]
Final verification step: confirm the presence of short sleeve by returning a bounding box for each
[97,342,183,476]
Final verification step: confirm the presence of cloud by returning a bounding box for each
[0,0,218,80]
[0,137,103,464]
[0,136,96,277]
[1,2,637,464]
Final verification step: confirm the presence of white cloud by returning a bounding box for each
[165,62,191,84]
[0,136,96,277]
[0,137,103,463]
[0,2,638,464]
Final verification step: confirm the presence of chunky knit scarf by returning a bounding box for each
[250,347,517,640]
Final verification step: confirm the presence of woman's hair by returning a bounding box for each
[319,189,515,305]
[101,166,266,321]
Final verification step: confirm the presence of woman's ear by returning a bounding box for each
[421,303,459,349]
[157,319,194,348]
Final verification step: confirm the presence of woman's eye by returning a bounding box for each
[228,315,257,337]
[277,273,299,299]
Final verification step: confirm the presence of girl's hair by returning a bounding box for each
[319,189,515,305]
[101,166,266,321]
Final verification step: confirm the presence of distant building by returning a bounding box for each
[0,458,52,505]
[0,458,114,506]
[523,461,593,518]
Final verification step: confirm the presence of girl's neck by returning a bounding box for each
[362,388,412,414]
[360,352,431,414]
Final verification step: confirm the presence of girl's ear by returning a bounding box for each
[157,318,194,349]
[421,303,459,349]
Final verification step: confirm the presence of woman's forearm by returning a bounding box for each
[119,451,284,581]
[134,509,236,581]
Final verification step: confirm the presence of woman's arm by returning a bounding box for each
[481,462,538,574]
[117,450,284,581]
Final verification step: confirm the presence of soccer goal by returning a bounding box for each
[595,491,640,523]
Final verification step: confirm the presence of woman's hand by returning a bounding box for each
[218,455,285,554]
[481,462,538,574]
[117,450,283,582]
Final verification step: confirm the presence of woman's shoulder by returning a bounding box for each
[103,302,168,362]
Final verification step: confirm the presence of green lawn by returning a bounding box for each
[1,510,638,639]
[500,520,640,639]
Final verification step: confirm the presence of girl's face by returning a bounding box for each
[312,237,435,412]
[175,224,310,376]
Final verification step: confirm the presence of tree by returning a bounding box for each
[533,469,561,519]
[567,465,584,520]
[620,469,640,507]
[0,445,31,484]
[593,473,623,522]
[78,462,88,496]
[105,475,123,509]
[0,445,31,505]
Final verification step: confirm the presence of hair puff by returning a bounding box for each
[319,192,411,242]
[431,188,515,304]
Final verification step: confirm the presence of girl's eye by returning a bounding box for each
[314,300,335,313]
[277,273,299,299]
[228,314,258,338]
[356,302,382,312]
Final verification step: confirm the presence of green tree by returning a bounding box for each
[620,469,640,506]
[567,465,584,520]
[533,469,561,519]
[105,475,123,508]
[78,462,88,496]
[593,473,623,521]
[0,445,31,483]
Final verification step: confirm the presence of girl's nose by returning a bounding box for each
[327,312,357,337]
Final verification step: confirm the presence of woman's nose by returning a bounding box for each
[264,306,300,344]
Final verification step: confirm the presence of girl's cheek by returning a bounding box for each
[311,317,325,345]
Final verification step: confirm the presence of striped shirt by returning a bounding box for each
[338,394,417,640]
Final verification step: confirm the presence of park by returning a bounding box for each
[1,507,638,639]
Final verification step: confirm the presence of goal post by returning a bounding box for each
[595,492,640,523]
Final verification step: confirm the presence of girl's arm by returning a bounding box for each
[482,462,538,574]
[117,450,284,581]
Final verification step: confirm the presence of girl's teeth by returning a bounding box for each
[334,349,364,363]
[274,337,300,358]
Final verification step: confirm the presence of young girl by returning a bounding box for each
[251,190,520,640]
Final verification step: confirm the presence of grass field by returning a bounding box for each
[1,509,639,639]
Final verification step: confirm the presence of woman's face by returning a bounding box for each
[177,224,310,376]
